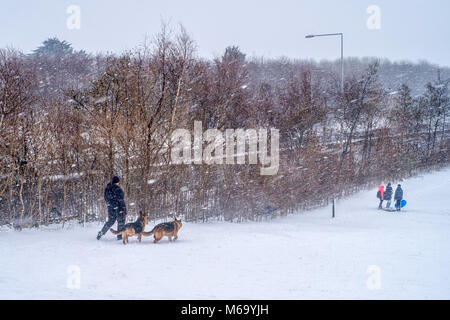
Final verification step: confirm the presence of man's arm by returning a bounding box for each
[118,188,127,214]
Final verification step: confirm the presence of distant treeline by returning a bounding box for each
[1,28,449,228]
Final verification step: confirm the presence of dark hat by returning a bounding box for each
[112,176,120,184]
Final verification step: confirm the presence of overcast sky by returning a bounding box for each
[1,0,449,66]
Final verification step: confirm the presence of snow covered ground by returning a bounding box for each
[1,167,450,299]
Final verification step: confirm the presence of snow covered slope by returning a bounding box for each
[1,167,450,299]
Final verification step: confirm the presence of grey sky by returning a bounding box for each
[1,0,449,66]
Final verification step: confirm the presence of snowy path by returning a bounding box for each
[1,168,450,299]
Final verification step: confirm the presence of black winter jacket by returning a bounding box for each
[394,187,403,201]
[384,186,393,201]
[104,182,127,213]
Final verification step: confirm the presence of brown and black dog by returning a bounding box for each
[110,211,149,245]
[142,217,182,243]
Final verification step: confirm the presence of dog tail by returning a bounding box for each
[141,226,156,237]
[109,228,121,235]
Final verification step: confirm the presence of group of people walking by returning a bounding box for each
[377,183,404,211]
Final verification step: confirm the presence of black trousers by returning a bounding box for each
[378,199,383,209]
[100,206,126,238]
[396,200,401,211]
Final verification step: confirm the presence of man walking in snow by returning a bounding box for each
[377,185,384,209]
[394,184,403,212]
[384,183,393,209]
[97,176,128,240]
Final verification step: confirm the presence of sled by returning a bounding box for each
[395,200,407,208]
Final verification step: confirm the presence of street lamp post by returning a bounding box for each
[306,33,344,218]
[306,33,344,94]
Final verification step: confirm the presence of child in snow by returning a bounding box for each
[384,183,393,209]
[377,185,384,209]
[394,184,403,211]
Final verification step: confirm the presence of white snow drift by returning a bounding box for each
[1,167,450,299]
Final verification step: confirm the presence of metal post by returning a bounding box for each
[340,33,344,94]
[306,33,344,94]
[332,198,335,218]
[306,32,344,218]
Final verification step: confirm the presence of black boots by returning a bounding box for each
[97,231,121,240]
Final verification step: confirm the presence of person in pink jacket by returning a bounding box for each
[377,185,385,209]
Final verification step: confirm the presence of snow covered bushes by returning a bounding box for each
[0,28,449,228]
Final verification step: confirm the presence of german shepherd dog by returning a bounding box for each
[142,217,182,243]
[110,211,149,245]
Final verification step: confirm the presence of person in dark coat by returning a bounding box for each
[384,183,393,209]
[394,184,403,211]
[97,176,128,240]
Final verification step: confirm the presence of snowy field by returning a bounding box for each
[1,168,450,299]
